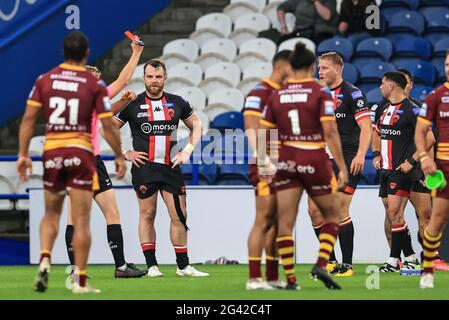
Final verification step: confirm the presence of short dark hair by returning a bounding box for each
[397,68,414,83]
[144,59,167,75]
[272,50,292,66]
[383,71,407,90]
[446,50,449,58]
[289,42,316,70]
[318,52,344,67]
[63,31,89,62]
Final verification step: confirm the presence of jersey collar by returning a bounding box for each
[445,82,449,90]
[145,92,165,101]
[60,63,86,72]
[262,78,281,90]
[330,81,344,91]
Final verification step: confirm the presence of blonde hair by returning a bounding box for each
[318,52,343,67]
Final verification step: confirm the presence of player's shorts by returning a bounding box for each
[331,148,361,195]
[132,162,186,199]
[249,163,276,197]
[379,169,412,198]
[94,156,113,197]
[43,147,98,193]
[409,167,430,194]
[435,159,449,199]
[274,146,336,197]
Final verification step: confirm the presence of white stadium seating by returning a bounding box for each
[198,62,241,96]
[204,88,245,120]
[174,86,207,112]
[223,0,266,22]
[228,13,270,46]
[196,38,238,71]
[190,13,233,47]
[234,37,277,69]
[165,63,203,93]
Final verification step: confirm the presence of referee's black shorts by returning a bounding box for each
[332,148,361,195]
[132,162,186,199]
[94,156,113,197]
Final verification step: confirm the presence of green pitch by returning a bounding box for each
[1,264,449,300]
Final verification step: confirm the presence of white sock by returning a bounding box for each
[118,263,127,271]
[387,257,398,267]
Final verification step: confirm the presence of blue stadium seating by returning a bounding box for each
[355,37,393,61]
[420,7,449,32]
[210,112,244,131]
[382,0,420,10]
[387,11,425,35]
[392,36,431,61]
[360,164,379,185]
[342,63,359,84]
[357,83,382,95]
[381,7,408,20]
[347,32,371,47]
[424,32,449,47]
[411,84,434,101]
[317,37,354,61]
[212,132,249,163]
[351,57,384,73]
[216,164,249,185]
[182,163,218,185]
[394,60,436,86]
[433,38,449,57]
[359,62,396,83]
[419,0,449,8]
[366,88,383,106]
[431,58,446,83]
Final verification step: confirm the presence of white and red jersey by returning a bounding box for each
[115,92,193,165]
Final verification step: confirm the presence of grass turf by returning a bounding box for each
[0,264,448,300]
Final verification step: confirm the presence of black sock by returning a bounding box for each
[107,224,126,268]
[142,242,158,268]
[65,225,75,266]
[174,246,189,270]
[339,219,354,265]
[314,226,337,262]
[390,229,403,260]
[402,226,415,258]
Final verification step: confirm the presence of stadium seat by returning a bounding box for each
[317,37,354,61]
[410,84,434,102]
[198,62,241,96]
[360,163,379,185]
[165,63,203,93]
[238,62,273,96]
[354,37,393,61]
[432,58,446,83]
[29,135,45,156]
[204,88,245,120]
[357,83,381,95]
[424,32,449,48]
[394,60,436,86]
[0,176,14,210]
[381,0,419,10]
[229,13,271,47]
[391,36,432,61]
[419,0,449,8]
[365,88,383,106]
[216,164,250,185]
[420,7,449,32]
[359,62,396,83]
[234,38,277,70]
[182,163,218,185]
[381,7,408,21]
[210,112,244,131]
[223,0,266,22]
[347,32,372,47]
[263,0,291,31]
[387,11,425,35]
[390,57,424,67]
[174,87,207,112]
[190,13,233,47]
[160,39,199,69]
[278,37,316,53]
[342,63,359,84]
[433,38,449,58]
[15,174,42,211]
[196,38,237,71]
[196,110,211,133]
[351,57,384,73]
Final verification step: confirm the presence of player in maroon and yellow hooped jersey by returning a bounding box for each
[415,50,449,289]
[243,50,292,290]
[259,43,348,290]
[16,31,126,294]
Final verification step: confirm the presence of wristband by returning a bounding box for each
[420,156,430,163]
[372,151,381,158]
[418,152,429,161]
[121,147,128,155]
[407,156,418,166]
[183,143,195,154]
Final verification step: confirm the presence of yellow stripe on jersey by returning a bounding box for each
[27,99,42,107]
[60,63,87,72]
[262,78,281,90]
[260,119,277,128]
[320,116,336,122]
[331,173,337,193]
[44,132,93,152]
[92,171,99,191]
[243,110,262,118]
[97,112,113,119]
[445,82,449,90]
[417,117,432,126]
[284,141,326,149]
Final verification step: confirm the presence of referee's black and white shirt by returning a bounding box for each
[115,91,193,166]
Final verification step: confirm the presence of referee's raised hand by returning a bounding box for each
[124,150,148,168]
